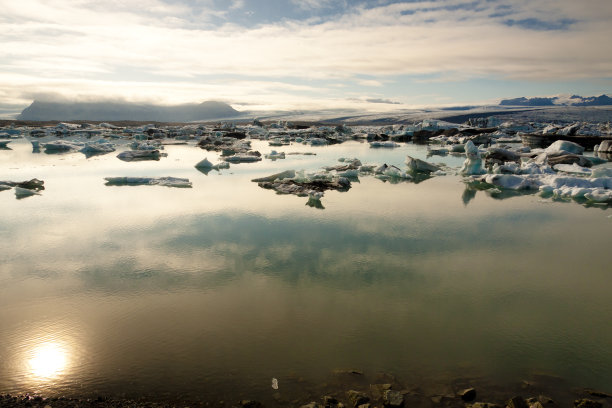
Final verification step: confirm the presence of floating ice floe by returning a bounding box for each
[252,169,351,197]
[406,156,441,173]
[223,154,262,163]
[470,172,612,203]
[265,150,286,160]
[545,139,585,155]
[43,140,83,153]
[117,149,161,161]
[80,140,116,157]
[104,176,192,188]
[369,141,399,148]
[305,138,328,146]
[553,163,592,175]
[0,178,45,193]
[194,157,230,172]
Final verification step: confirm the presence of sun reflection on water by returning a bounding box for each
[27,341,70,379]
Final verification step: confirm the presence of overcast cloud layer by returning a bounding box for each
[1,0,611,115]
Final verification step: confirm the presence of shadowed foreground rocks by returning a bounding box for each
[2,380,611,408]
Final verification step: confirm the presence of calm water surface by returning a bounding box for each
[1,138,611,402]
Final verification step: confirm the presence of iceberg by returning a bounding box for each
[43,140,82,153]
[553,163,592,175]
[265,150,286,160]
[80,140,115,157]
[592,167,612,178]
[223,154,262,163]
[478,174,540,190]
[117,149,161,161]
[369,141,399,148]
[104,176,192,188]
[545,140,585,155]
[459,141,486,175]
[252,170,296,183]
[405,156,441,173]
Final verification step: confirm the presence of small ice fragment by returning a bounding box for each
[265,150,285,160]
[272,378,279,390]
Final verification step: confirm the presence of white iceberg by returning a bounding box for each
[459,140,486,176]
[479,174,540,190]
[545,140,585,155]
[223,154,262,163]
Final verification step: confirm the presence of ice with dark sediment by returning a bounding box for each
[43,140,83,153]
[117,149,161,161]
[104,176,192,188]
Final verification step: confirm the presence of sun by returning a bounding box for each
[28,342,68,379]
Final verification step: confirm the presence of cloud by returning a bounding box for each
[0,0,611,110]
[358,79,385,87]
[290,0,338,11]
[365,98,401,104]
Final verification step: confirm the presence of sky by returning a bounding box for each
[1,0,612,116]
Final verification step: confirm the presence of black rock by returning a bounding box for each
[507,396,528,408]
[459,388,477,402]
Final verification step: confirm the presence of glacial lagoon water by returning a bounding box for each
[1,138,611,403]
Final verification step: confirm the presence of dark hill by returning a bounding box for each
[17,100,241,121]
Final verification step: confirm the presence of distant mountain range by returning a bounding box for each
[499,94,612,107]
[17,100,241,121]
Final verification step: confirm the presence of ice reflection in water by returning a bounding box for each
[0,139,611,402]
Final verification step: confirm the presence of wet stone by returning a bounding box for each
[574,399,603,408]
[239,400,263,408]
[469,403,500,408]
[347,390,369,407]
[507,396,529,408]
[383,389,404,407]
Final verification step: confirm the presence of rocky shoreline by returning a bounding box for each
[2,373,610,408]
